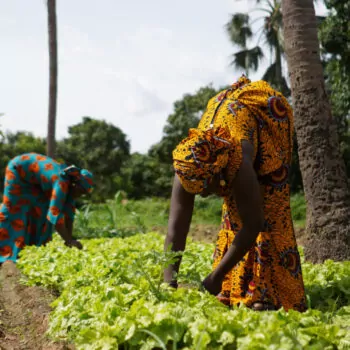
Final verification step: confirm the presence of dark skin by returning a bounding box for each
[55,182,88,250]
[164,141,265,304]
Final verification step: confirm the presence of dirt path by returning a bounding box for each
[0,261,73,350]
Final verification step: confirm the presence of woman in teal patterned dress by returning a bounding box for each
[0,152,94,263]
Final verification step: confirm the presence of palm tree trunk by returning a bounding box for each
[282,0,350,262]
[47,0,57,158]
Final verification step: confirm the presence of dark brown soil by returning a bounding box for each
[0,261,73,350]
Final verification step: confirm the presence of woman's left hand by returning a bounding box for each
[65,239,83,250]
[202,272,223,296]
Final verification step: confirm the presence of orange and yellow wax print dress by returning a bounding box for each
[197,78,307,311]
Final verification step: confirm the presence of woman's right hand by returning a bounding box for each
[202,271,223,296]
[65,239,83,250]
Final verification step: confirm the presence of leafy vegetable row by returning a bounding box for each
[18,233,350,349]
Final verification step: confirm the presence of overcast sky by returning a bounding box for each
[0,0,327,153]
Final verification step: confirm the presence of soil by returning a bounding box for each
[188,224,219,243]
[151,224,219,243]
[153,223,306,246]
[0,261,73,350]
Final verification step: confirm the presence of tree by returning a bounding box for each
[47,0,58,158]
[150,85,221,163]
[119,153,172,199]
[282,0,350,262]
[147,85,221,197]
[226,0,290,96]
[0,132,46,193]
[57,117,130,202]
[319,0,350,176]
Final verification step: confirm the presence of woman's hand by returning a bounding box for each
[202,272,223,296]
[65,239,83,250]
[56,220,82,250]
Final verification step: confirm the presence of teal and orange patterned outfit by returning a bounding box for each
[0,153,93,263]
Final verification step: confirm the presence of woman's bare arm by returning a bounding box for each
[163,174,195,285]
[202,141,264,294]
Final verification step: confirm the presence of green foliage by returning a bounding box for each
[56,117,130,202]
[290,192,306,228]
[192,196,223,226]
[71,193,305,240]
[226,13,253,48]
[119,153,173,199]
[0,131,46,192]
[319,0,350,176]
[74,192,148,239]
[122,85,222,200]
[150,85,221,164]
[17,232,350,349]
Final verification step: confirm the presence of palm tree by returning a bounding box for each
[282,0,350,262]
[226,0,290,96]
[47,0,58,158]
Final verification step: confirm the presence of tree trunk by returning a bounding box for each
[47,0,58,158]
[282,0,350,262]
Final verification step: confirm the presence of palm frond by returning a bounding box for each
[226,13,252,47]
[262,62,278,82]
[231,46,264,72]
[262,62,290,96]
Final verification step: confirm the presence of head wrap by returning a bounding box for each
[61,165,94,193]
[172,75,252,195]
[230,74,251,91]
[173,127,233,194]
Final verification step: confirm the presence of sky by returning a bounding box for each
[0,0,327,153]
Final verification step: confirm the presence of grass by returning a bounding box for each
[73,192,306,239]
[290,192,306,228]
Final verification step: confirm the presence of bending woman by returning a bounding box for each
[0,152,94,263]
[164,75,307,312]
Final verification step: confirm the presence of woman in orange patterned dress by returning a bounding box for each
[0,153,94,264]
[164,75,307,311]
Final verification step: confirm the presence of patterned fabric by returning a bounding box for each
[61,165,94,193]
[173,127,241,194]
[180,76,306,311]
[0,153,92,263]
[172,76,252,195]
